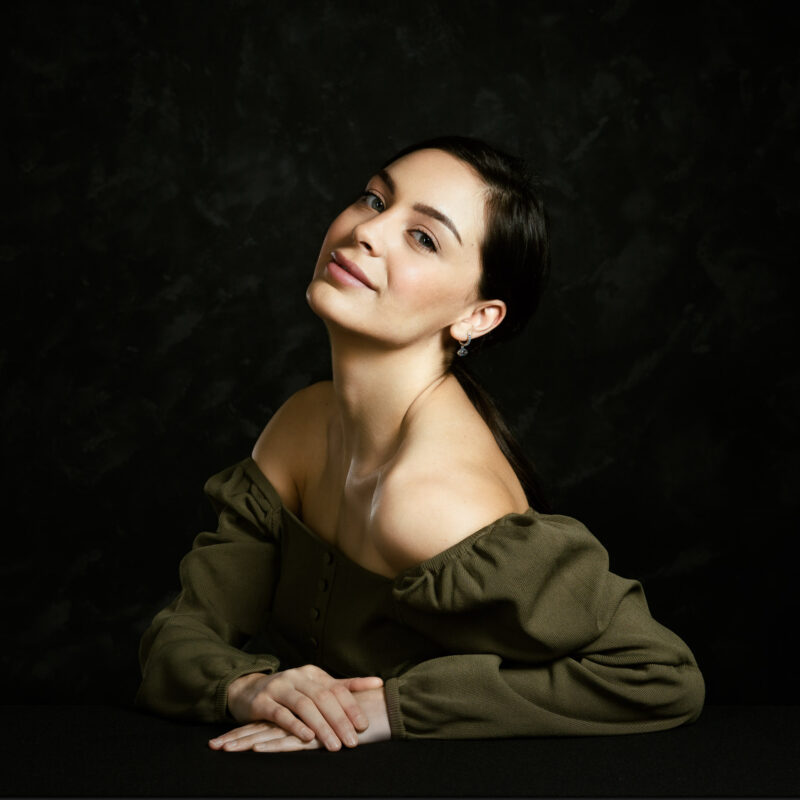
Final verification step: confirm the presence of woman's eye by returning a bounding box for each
[411,230,437,252]
[361,191,385,212]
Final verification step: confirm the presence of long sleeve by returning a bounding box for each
[135,459,283,722]
[385,511,705,738]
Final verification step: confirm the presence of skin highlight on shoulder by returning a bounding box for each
[369,384,527,573]
[371,460,521,574]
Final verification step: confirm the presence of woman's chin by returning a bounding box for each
[305,277,335,318]
[306,279,361,328]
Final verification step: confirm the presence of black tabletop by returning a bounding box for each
[1,704,798,797]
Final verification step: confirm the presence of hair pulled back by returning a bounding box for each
[382,135,550,352]
[383,135,552,512]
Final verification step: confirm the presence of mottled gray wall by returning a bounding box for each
[2,0,798,705]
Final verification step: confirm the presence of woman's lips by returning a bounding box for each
[327,251,376,290]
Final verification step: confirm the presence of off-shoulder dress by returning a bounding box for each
[136,457,705,738]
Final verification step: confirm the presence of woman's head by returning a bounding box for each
[386,136,551,355]
[307,135,550,362]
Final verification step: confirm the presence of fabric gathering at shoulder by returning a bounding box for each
[391,510,636,661]
[391,510,702,671]
[202,457,285,540]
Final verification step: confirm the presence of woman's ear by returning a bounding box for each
[450,300,507,343]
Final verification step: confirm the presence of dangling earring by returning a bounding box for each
[457,331,472,357]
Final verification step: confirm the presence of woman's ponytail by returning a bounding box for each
[451,361,551,514]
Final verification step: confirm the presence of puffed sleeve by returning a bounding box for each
[135,459,283,722]
[384,511,705,738]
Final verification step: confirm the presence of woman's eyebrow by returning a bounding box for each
[375,169,463,246]
[376,169,396,194]
[413,203,462,245]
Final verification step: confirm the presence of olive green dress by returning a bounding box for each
[136,458,705,738]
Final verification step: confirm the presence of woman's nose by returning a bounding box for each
[352,215,384,256]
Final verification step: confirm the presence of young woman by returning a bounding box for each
[136,136,705,752]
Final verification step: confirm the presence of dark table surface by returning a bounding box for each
[1,704,798,797]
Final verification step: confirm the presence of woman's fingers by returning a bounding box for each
[209,720,268,744]
[254,681,341,750]
[330,683,369,732]
[340,676,384,692]
[253,734,322,753]
[285,687,355,750]
[309,685,363,746]
[209,721,285,750]
[330,677,383,731]
[268,677,369,750]
[268,702,316,742]
[209,722,322,752]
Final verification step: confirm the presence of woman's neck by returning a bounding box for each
[328,327,448,477]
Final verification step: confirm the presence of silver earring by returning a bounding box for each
[457,331,472,357]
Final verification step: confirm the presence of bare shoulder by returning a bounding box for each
[251,381,334,512]
[373,437,526,574]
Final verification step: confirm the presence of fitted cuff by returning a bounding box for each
[384,676,407,739]
[214,655,281,721]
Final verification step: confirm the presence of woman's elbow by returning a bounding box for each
[638,660,706,727]
[586,652,706,729]
[671,662,706,724]
[654,635,706,725]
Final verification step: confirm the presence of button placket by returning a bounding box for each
[308,549,335,657]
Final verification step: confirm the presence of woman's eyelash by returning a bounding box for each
[358,191,438,253]
[411,230,437,252]
[360,191,385,212]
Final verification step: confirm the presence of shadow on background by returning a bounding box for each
[1,0,798,708]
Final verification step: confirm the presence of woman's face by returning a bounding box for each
[306,148,490,352]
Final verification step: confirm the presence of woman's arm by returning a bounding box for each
[135,459,285,721]
[384,497,705,739]
[385,607,705,739]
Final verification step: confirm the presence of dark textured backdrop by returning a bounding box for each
[2,0,798,707]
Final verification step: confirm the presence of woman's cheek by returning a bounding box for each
[402,270,465,318]
[388,261,433,299]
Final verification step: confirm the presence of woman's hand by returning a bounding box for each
[217,665,385,752]
[209,686,390,753]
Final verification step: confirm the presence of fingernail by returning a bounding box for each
[301,727,314,740]
[345,733,358,747]
[327,738,341,751]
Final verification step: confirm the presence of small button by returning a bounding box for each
[310,607,320,620]
[309,637,318,648]
[323,551,334,566]
[317,579,328,592]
